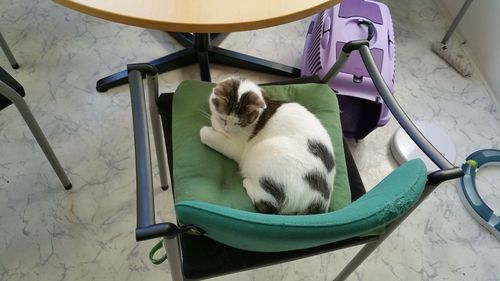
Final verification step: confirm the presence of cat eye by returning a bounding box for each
[219,117,228,125]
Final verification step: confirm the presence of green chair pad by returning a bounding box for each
[171,80,428,252]
[172,80,350,212]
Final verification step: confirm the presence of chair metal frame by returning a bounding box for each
[0,75,71,190]
[0,31,19,69]
[126,40,463,281]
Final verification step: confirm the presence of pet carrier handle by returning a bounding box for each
[321,39,370,83]
[127,64,180,241]
[359,20,375,42]
[321,20,375,83]
[356,45,457,171]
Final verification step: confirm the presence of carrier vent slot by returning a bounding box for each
[306,12,324,75]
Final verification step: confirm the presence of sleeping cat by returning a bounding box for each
[200,77,336,215]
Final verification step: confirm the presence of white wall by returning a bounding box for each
[439,0,500,98]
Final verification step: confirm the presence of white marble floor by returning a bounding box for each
[1,0,499,280]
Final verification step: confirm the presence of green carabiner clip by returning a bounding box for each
[149,239,168,265]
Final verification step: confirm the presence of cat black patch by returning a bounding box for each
[307,139,335,172]
[235,91,264,127]
[255,201,279,214]
[250,97,284,139]
[303,170,331,200]
[235,91,253,115]
[259,177,286,206]
[306,200,328,214]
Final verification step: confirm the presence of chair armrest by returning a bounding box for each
[427,167,464,185]
[323,39,463,177]
[357,45,458,172]
[128,65,155,229]
[127,64,180,241]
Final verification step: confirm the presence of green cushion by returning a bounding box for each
[176,159,427,252]
[172,80,350,212]
[171,80,427,252]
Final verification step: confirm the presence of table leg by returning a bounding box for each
[168,32,227,47]
[198,51,211,81]
[167,32,194,48]
[96,48,197,92]
[209,46,301,78]
[193,33,211,81]
[96,32,300,92]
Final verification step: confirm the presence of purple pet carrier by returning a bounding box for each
[301,0,395,139]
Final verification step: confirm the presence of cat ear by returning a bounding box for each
[213,78,239,101]
[212,78,239,114]
[245,91,266,112]
[242,92,265,125]
[213,86,229,102]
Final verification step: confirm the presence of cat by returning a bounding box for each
[200,77,336,215]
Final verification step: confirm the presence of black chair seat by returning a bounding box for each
[180,233,378,280]
[0,66,25,111]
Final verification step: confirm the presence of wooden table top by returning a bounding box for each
[54,0,340,33]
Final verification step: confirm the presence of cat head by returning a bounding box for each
[209,77,266,134]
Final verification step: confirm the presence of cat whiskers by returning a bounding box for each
[197,109,211,121]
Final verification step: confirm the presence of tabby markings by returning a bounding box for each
[211,78,240,114]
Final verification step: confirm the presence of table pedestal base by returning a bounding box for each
[96,33,301,92]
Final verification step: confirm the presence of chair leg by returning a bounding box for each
[163,236,185,281]
[0,32,19,69]
[333,182,440,280]
[0,81,71,189]
[146,75,171,190]
[333,240,380,281]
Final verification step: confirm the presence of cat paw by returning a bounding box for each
[242,178,256,201]
[200,126,216,145]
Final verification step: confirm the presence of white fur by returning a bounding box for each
[201,80,335,214]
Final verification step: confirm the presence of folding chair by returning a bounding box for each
[0,66,71,189]
[0,31,19,69]
[126,39,463,281]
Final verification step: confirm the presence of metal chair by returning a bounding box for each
[125,40,463,280]
[0,66,71,189]
[0,32,19,69]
